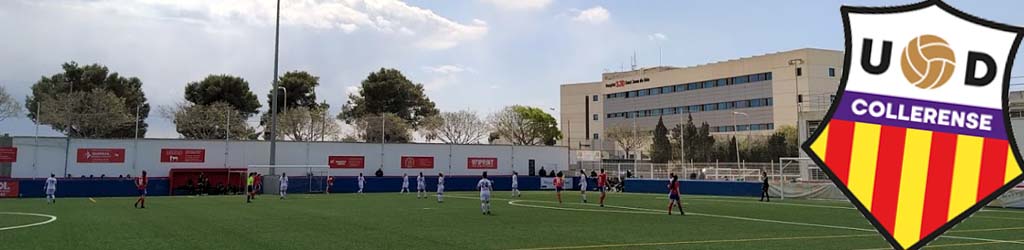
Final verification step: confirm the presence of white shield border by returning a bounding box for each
[800,1,1024,249]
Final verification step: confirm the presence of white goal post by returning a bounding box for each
[246,165,332,194]
[777,157,813,200]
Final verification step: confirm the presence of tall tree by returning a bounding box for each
[0,85,19,123]
[275,104,341,141]
[161,102,254,140]
[352,113,412,143]
[767,125,799,160]
[489,105,561,146]
[185,75,261,118]
[695,122,716,162]
[650,116,672,163]
[36,90,136,138]
[606,125,648,159]
[261,71,330,140]
[265,71,321,113]
[671,114,704,162]
[339,68,439,128]
[421,110,490,144]
[728,136,739,162]
[25,62,149,138]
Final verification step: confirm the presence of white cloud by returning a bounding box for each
[424,64,467,74]
[648,33,668,41]
[571,6,609,24]
[33,0,487,50]
[422,64,471,91]
[480,0,552,11]
[345,86,360,98]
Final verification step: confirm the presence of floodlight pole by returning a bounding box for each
[732,111,748,169]
[788,58,805,138]
[269,0,281,175]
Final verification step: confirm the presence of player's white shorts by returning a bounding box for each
[512,183,518,189]
[359,183,364,188]
[418,185,425,191]
[480,192,491,202]
[46,188,55,195]
[402,183,409,188]
[437,185,444,194]
[581,184,588,191]
[280,185,288,190]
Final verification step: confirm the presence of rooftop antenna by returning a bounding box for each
[631,50,637,71]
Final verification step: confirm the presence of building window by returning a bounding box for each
[650,88,661,95]
[592,95,599,101]
[593,133,599,140]
[675,85,686,92]
[638,89,649,96]
[662,86,674,94]
[796,67,803,76]
[828,67,836,77]
[734,76,749,84]
[593,114,599,121]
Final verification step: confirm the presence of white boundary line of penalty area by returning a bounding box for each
[482,197,1024,247]
[507,233,879,250]
[0,212,58,231]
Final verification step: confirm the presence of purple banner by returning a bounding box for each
[833,91,1006,139]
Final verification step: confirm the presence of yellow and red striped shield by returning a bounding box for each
[804,1,1024,249]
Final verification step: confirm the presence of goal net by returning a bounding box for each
[774,157,847,200]
[246,165,332,194]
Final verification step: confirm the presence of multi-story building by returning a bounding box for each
[560,48,844,159]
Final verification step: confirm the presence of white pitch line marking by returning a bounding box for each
[0,212,58,231]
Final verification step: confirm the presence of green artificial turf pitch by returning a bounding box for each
[1,191,1023,249]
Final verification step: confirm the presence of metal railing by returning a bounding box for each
[570,160,807,182]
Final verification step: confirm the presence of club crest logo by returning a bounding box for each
[802,1,1024,249]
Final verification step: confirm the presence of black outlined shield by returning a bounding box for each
[802,1,1024,249]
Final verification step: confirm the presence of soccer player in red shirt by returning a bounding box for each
[253,173,262,198]
[668,173,684,215]
[554,171,564,204]
[134,171,148,209]
[597,169,608,207]
[326,176,334,194]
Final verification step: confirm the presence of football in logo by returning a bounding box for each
[900,34,956,89]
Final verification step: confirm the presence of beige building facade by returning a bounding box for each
[560,48,844,159]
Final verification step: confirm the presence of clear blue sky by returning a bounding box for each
[1,0,1022,138]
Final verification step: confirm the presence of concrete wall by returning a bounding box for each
[9,137,568,178]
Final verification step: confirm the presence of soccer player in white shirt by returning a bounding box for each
[401,173,410,194]
[357,173,365,194]
[511,171,520,197]
[437,173,445,203]
[279,173,289,200]
[579,170,589,203]
[477,172,493,215]
[45,174,57,204]
[417,172,426,199]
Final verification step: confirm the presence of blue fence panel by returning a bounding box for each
[17,178,171,198]
[625,179,761,197]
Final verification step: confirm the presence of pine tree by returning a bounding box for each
[650,116,672,163]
